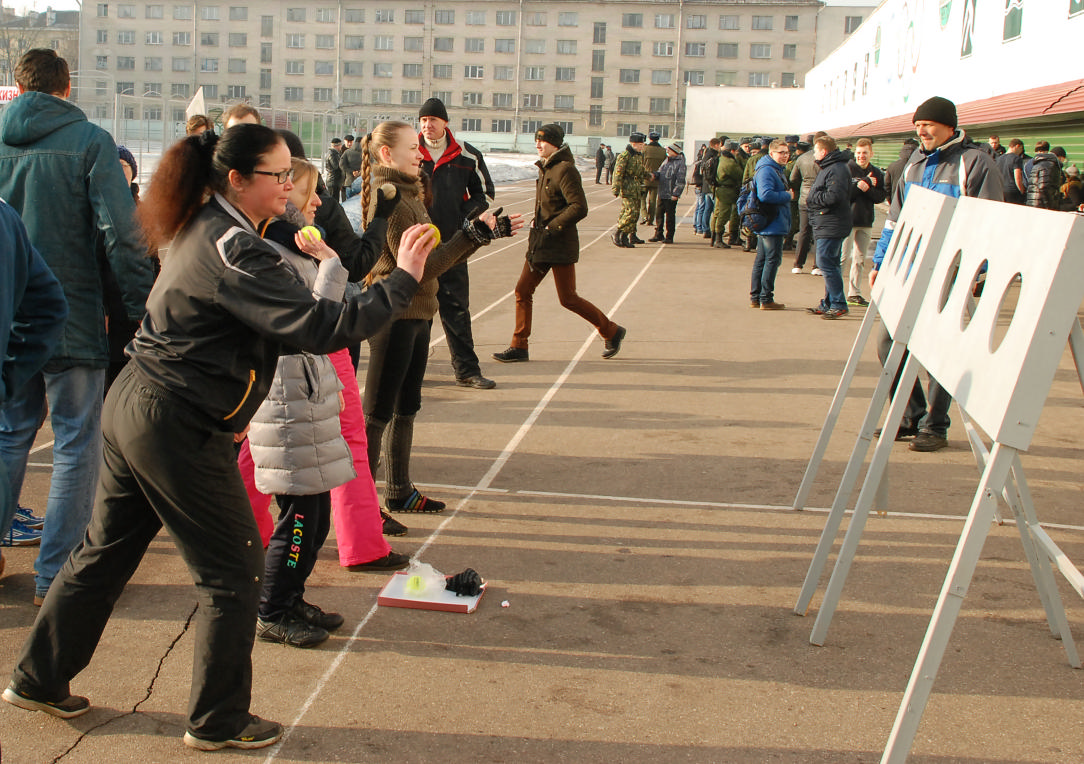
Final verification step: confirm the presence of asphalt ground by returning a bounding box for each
[3,173,1084,763]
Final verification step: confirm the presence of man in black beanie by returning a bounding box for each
[416,96,497,390]
[869,95,1002,453]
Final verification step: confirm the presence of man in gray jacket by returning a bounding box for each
[0,49,154,605]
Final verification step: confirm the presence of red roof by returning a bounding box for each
[826,80,1084,139]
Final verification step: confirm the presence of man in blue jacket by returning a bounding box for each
[0,49,154,604]
[806,136,853,319]
[0,199,67,576]
[749,139,794,311]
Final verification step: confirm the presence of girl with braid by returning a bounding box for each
[359,121,521,514]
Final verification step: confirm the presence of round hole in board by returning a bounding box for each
[882,224,906,272]
[989,273,1022,354]
[960,258,989,332]
[936,249,963,314]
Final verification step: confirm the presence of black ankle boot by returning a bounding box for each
[648,229,664,242]
[630,232,645,245]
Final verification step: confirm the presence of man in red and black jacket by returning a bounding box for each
[417,97,496,390]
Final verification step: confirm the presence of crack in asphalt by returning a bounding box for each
[50,602,199,763]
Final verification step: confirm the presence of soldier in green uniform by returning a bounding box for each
[710,141,744,249]
[611,132,647,248]
[640,131,666,226]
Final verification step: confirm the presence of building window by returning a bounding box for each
[687,14,706,29]
[750,44,772,59]
[654,13,674,29]
[227,85,246,99]
[433,37,454,52]
[526,12,546,26]
[145,82,162,96]
[619,69,640,84]
[648,124,669,138]
[401,90,421,104]
[342,88,363,102]
[622,13,642,28]
[555,67,575,81]
[492,119,512,133]
[554,95,574,110]
[343,62,364,76]
[96,55,109,69]
[260,69,271,88]
[684,70,704,85]
[345,36,364,50]
[782,72,797,87]
[314,61,333,75]
[465,65,484,79]
[716,71,737,86]
[617,97,638,112]
[145,57,163,71]
[752,15,773,30]
[173,31,190,45]
[375,36,394,51]
[559,12,577,26]
[523,120,542,134]
[200,6,219,21]
[286,60,304,75]
[616,123,637,137]
[117,56,135,70]
[146,32,163,46]
[653,41,673,57]
[372,89,391,103]
[404,37,423,52]
[494,66,514,80]
[261,15,273,36]
[143,105,162,120]
[435,10,455,24]
[200,32,219,47]
[593,21,606,44]
[461,119,481,131]
[589,105,602,126]
[229,33,247,47]
[466,10,484,24]
[496,11,516,26]
[172,57,189,72]
[284,87,303,101]
[522,93,542,108]
[525,39,545,54]
[748,72,770,87]
[316,35,335,49]
[286,34,304,48]
[785,15,799,31]
[230,6,247,21]
[621,41,641,56]
[405,9,424,24]
[227,58,245,73]
[493,92,513,107]
[590,77,603,99]
[171,83,190,98]
[592,50,605,72]
[845,15,863,33]
[345,9,364,22]
[116,82,134,95]
[403,63,423,78]
[286,8,306,22]
[96,29,108,44]
[555,121,573,135]
[374,62,393,77]
[718,43,738,58]
[117,31,134,44]
[651,70,671,85]
[97,4,108,17]
[685,42,705,57]
[433,64,453,79]
[495,39,515,53]
[260,43,272,62]
[524,66,544,81]
[783,44,797,59]
[719,14,739,30]
[649,97,670,113]
[557,40,577,55]
[118,3,135,17]
[257,95,270,108]
[375,9,394,22]
[466,38,485,53]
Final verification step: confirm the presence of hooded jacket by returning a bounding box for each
[419,128,494,239]
[0,91,154,368]
[752,155,793,237]
[655,152,687,200]
[527,144,588,266]
[806,149,854,239]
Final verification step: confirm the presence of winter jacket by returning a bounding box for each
[365,164,487,321]
[595,146,606,169]
[0,198,67,402]
[714,151,743,200]
[873,131,1002,269]
[527,144,589,267]
[1026,152,1063,210]
[997,151,1026,204]
[790,150,819,207]
[753,156,793,237]
[641,141,666,189]
[655,153,687,199]
[419,129,494,240]
[324,147,343,188]
[847,160,887,228]
[612,144,647,197]
[128,194,418,432]
[605,148,616,171]
[340,144,362,181]
[806,149,853,240]
[247,214,354,496]
[0,91,154,369]
[696,147,719,194]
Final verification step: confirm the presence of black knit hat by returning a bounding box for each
[629,132,646,143]
[419,97,449,122]
[912,96,957,129]
[535,123,564,148]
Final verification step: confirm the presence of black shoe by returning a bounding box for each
[386,488,445,513]
[623,232,635,247]
[290,599,344,631]
[256,613,329,648]
[663,238,674,244]
[630,233,645,244]
[3,684,90,719]
[493,346,529,363]
[348,550,411,572]
[184,715,284,751]
[611,231,625,247]
[602,326,626,359]
[456,374,496,389]
[909,432,948,452]
[648,233,664,242]
[873,425,920,441]
[381,510,408,536]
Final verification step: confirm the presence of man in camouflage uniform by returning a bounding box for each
[710,140,743,249]
[640,131,666,226]
[612,132,647,248]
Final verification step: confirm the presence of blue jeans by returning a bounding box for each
[750,234,784,304]
[0,366,104,597]
[814,237,847,310]
[692,189,705,231]
[694,193,715,234]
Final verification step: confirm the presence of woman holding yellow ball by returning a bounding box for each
[359,121,521,513]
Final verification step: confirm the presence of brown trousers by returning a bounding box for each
[512,260,617,349]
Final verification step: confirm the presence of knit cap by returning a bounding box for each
[535,123,564,148]
[419,97,449,122]
[912,96,957,129]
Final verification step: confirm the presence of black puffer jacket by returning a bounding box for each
[419,128,495,239]
[527,145,588,267]
[847,160,887,228]
[807,149,854,239]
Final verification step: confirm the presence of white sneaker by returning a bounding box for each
[811,267,824,276]
[791,267,802,274]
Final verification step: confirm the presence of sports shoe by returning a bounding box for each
[290,599,344,631]
[3,684,90,719]
[602,326,626,359]
[811,267,824,276]
[381,510,408,536]
[14,506,44,530]
[386,488,445,513]
[2,518,42,547]
[257,612,329,648]
[806,305,827,315]
[760,302,785,311]
[847,295,870,307]
[822,308,849,320]
[183,715,284,751]
[347,551,411,572]
[791,267,803,274]
[909,432,948,452]
[492,347,529,363]
[456,375,496,389]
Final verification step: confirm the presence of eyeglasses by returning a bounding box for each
[252,168,294,184]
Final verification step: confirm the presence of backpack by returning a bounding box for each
[737,177,777,232]
[702,153,720,190]
[1028,156,1062,210]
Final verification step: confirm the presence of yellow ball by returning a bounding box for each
[299,225,322,242]
[405,575,423,593]
[427,223,441,246]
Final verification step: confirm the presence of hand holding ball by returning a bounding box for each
[299,225,322,243]
[426,223,441,246]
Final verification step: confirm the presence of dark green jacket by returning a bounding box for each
[641,141,666,188]
[527,145,588,266]
[714,152,743,200]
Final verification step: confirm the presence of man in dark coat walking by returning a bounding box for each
[805,135,853,319]
[595,144,606,184]
[493,124,626,362]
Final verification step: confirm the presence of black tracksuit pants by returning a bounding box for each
[259,493,332,620]
[435,262,481,380]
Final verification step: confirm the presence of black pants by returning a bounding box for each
[364,318,430,423]
[794,205,814,268]
[655,198,678,240]
[595,165,604,183]
[435,262,480,380]
[259,493,331,620]
[11,364,264,740]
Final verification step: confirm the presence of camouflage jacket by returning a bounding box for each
[612,145,647,198]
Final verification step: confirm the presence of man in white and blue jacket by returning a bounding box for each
[869,95,1002,452]
[749,139,794,310]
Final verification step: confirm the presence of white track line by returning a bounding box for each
[265,226,661,763]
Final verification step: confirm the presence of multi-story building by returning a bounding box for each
[75,1,871,148]
[1,8,79,87]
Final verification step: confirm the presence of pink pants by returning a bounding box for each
[238,348,390,565]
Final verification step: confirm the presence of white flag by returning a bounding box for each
[185,87,206,121]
